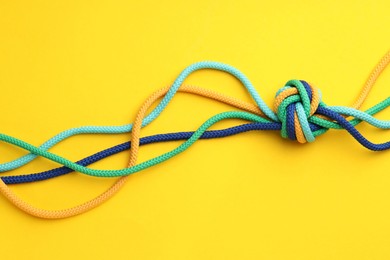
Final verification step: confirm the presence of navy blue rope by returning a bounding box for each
[2,122,281,184]
[3,109,390,185]
[316,106,390,151]
[286,103,297,140]
[301,81,313,101]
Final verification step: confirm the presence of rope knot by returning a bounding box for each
[274,80,322,143]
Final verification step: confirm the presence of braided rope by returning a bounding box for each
[1,89,390,177]
[0,50,389,218]
[352,50,390,109]
[0,86,269,218]
[2,51,387,173]
[3,98,390,185]
[2,123,281,184]
[0,62,272,172]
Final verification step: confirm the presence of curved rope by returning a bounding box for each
[0,85,270,218]
[0,50,389,218]
[2,50,388,172]
[5,97,390,185]
[0,62,272,172]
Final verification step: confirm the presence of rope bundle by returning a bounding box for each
[0,50,389,219]
[274,80,322,143]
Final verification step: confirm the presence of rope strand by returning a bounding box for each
[0,85,268,218]
[6,95,390,185]
[0,50,389,218]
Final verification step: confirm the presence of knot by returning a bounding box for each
[274,80,322,143]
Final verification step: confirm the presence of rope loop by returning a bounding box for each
[274,80,322,143]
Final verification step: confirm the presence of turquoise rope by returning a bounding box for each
[0,111,271,177]
[0,61,278,172]
[296,103,315,142]
[311,98,390,129]
[0,61,388,173]
[277,94,390,140]
[1,103,390,177]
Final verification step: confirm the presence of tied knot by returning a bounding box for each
[274,80,322,143]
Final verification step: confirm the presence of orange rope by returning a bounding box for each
[0,50,389,219]
[352,50,390,109]
[0,85,264,219]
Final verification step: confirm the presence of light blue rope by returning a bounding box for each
[296,103,315,142]
[322,105,390,129]
[0,61,277,172]
[1,106,390,177]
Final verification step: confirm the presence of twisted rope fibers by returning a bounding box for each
[1,50,388,172]
[0,94,389,219]
[2,87,390,177]
[3,95,390,185]
[0,85,273,218]
[2,107,390,178]
[0,50,389,218]
[0,61,272,172]
[4,89,390,185]
[2,123,281,184]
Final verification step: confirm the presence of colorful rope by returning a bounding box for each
[3,96,390,185]
[0,85,272,219]
[0,50,389,219]
[0,61,274,172]
[2,123,280,184]
[2,50,388,172]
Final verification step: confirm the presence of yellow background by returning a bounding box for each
[0,1,390,259]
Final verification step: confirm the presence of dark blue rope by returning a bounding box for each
[286,103,297,140]
[316,106,390,151]
[2,122,281,184]
[3,109,390,185]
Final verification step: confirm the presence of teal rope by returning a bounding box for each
[0,62,389,174]
[311,98,390,129]
[4,98,390,184]
[0,61,277,172]
[0,111,270,177]
[296,103,315,142]
[1,103,390,177]
[273,79,390,142]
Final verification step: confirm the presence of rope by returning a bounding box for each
[0,51,388,173]
[0,85,271,218]
[3,97,390,185]
[1,86,390,177]
[0,50,389,218]
[352,50,390,109]
[0,62,273,173]
[2,123,281,184]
